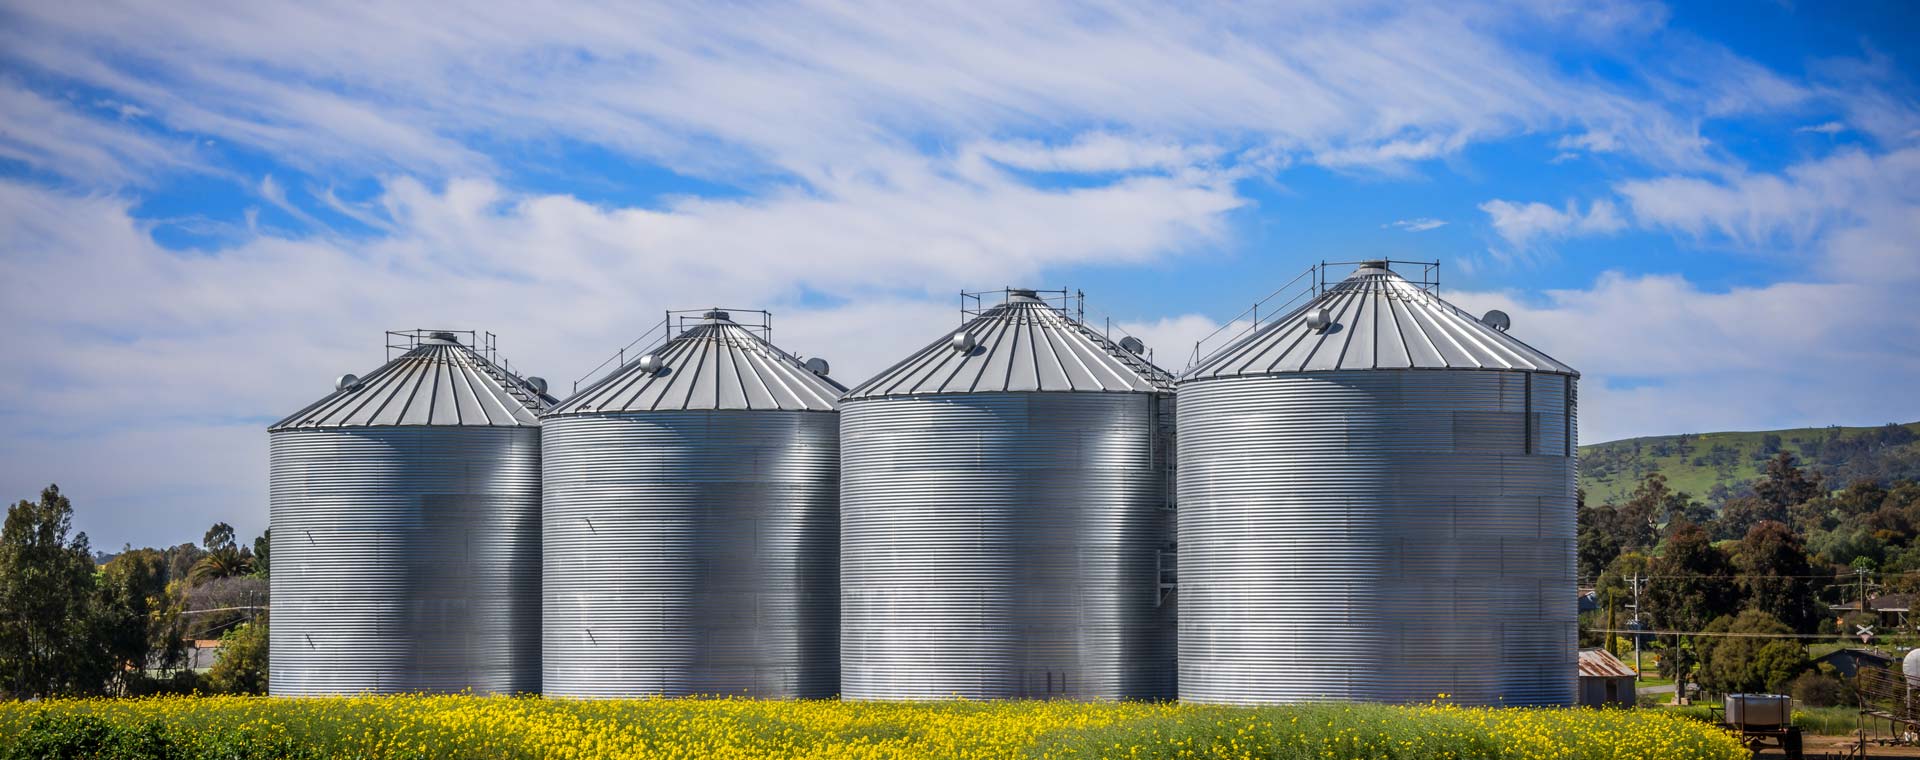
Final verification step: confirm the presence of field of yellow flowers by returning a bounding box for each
[0,695,1747,760]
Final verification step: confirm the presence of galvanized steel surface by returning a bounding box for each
[268,426,542,696]
[840,392,1176,700]
[1186,264,1577,379]
[550,315,844,414]
[541,411,840,698]
[1176,370,1577,706]
[843,293,1173,400]
[274,339,550,429]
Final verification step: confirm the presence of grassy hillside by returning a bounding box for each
[1579,421,1920,505]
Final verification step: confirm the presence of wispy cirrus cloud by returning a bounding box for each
[0,1,1759,188]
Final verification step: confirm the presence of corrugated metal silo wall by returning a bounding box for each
[839,392,1175,701]
[268,427,542,696]
[1176,370,1576,706]
[541,411,840,698]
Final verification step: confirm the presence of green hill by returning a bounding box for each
[1578,421,1920,505]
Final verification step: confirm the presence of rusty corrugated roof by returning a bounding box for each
[1577,648,1637,678]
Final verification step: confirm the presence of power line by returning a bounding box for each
[1591,627,1893,642]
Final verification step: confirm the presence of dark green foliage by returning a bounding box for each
[95,548,186,695]
[1695,611,1807,694]
[1756,452,1825,516]
[189,523,254,585]
[1644,521,1737,685]
[1790,671,1850,708]
[208,622,268,695]
[1576,495,1621,581]
[1733,521,1825,632]
[0,712,314,760]
[251,530,270,580]
[0,485,109,698]
[1,714,175,760]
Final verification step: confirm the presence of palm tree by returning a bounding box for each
[188,522,254,584]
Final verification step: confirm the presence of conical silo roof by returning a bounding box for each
[271,332,551,430]
[548,310,844,415]
[1183,262,1577,380]
[843,289,1174,400]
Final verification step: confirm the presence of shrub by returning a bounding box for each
[1,713,176,760]
[1790,672,1851,708]
[207,622,267,695]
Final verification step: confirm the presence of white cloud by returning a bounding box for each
[1450,271,1920,445]
[1796,121,1847,135]
[0,1,1753,186]
[1615,147,1920,277]
[1479,198,1626,250]
[1386,218,1447,232]
[0,149,1242,546]
[0,82,202,186]
[1,0,1917,549]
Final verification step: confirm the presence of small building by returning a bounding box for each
[1578,648,1638,708]
[1813,647,1895,678]
[1873,594,1912,632]
[186,640,223,670]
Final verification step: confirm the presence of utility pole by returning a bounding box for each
[1630,573,1643,674]
[1606,588,1616,658]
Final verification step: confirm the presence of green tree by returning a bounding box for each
[188,522,254,584]
[1734,521,1825,633]
[208,621,268,695]
[1644,521,1738,693]
[1757,452,1823,516]
[1577,498,1621,582]
[1718,495,1785,540]
[92,547,186,695]
[0,485,108,698]
[162,543,205,586]
[251,529,270,580]
[1614,473,1671,551]
[1696,610,1808,694]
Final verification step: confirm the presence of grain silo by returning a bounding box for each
[1176,260,1578,706]
[268,330,550,696]
[839,289,1176,701]
[541,309,844,698]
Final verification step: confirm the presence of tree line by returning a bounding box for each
[0,485,268,699]
[1579,450,1920,705]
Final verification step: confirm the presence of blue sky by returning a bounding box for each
[1,1,1917,549]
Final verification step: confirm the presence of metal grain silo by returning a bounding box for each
[268,330,551,696]
[840,289,1176,701]
[541,309,844,698]
[1177,260,1578,706]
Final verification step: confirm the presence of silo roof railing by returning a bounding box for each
[842,287,1174,400]
[270,329,551,430]
[1183,261,1577,380]
[548,308,845,415]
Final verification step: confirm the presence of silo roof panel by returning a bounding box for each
[842,293,1176,400]
[270,341,550,430]
[1183,265,1577,380]
[549,316,845,415]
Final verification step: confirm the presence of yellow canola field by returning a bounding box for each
[0,695,1748,760]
